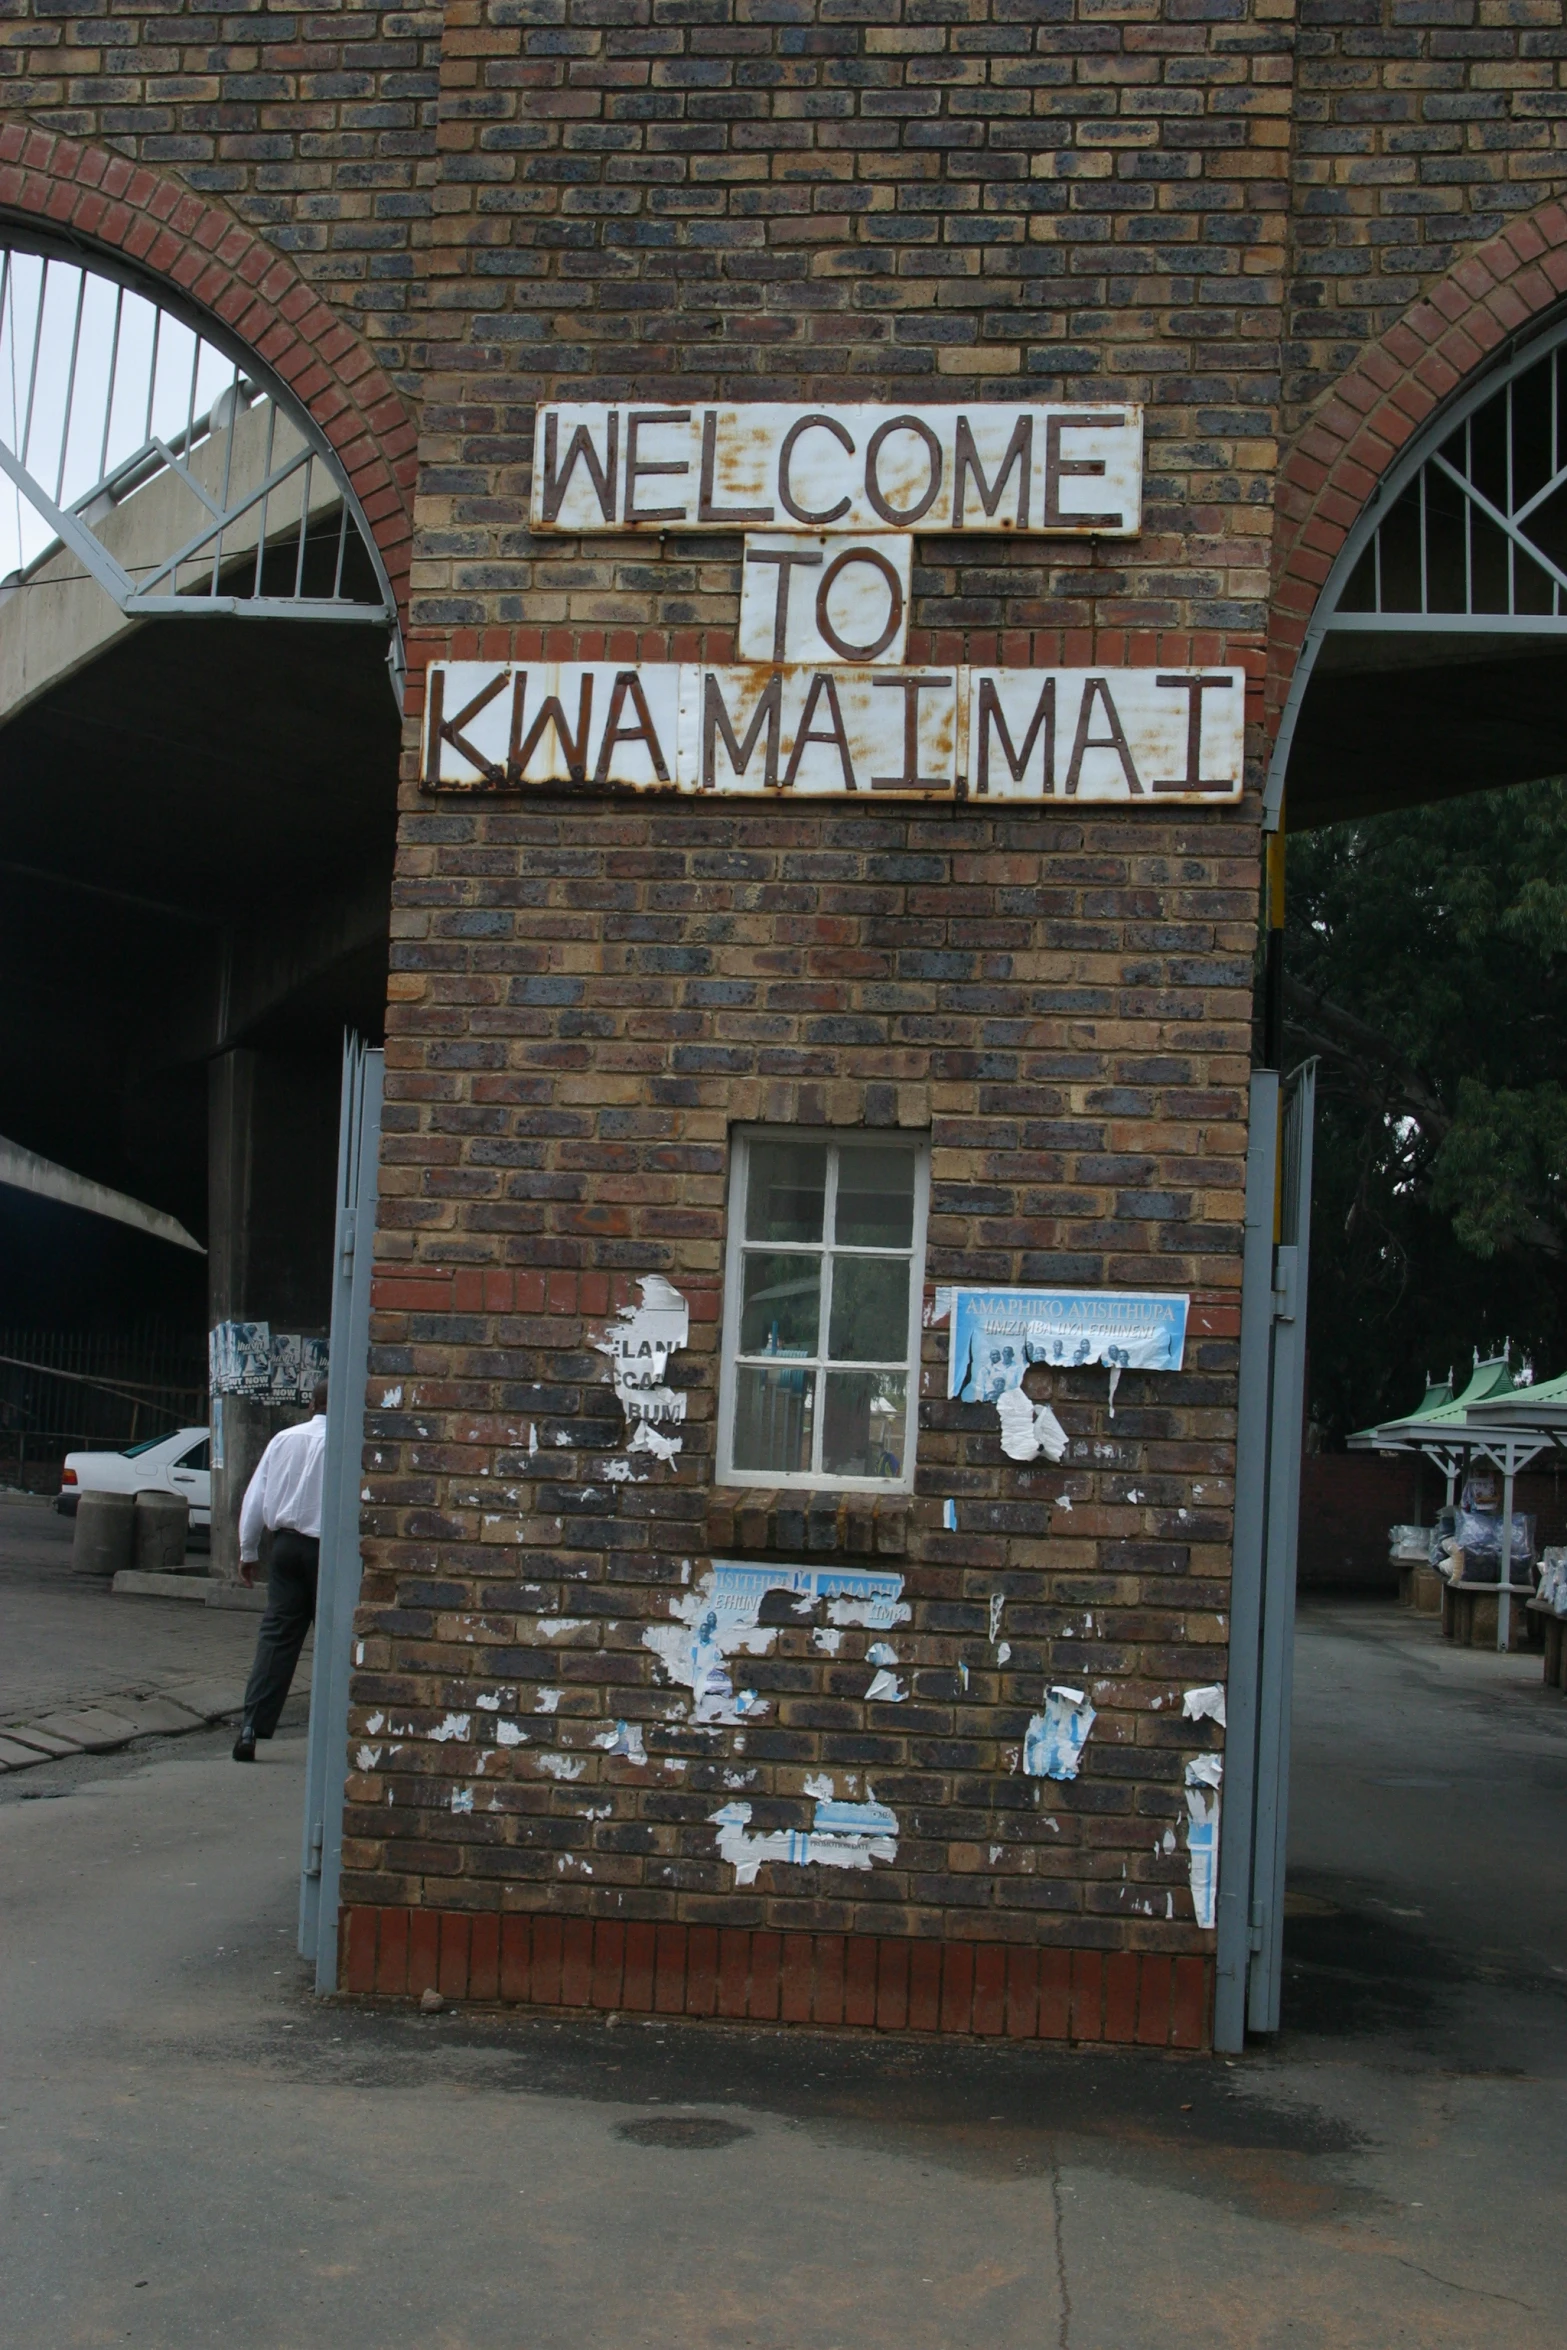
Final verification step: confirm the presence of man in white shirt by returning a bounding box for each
[232,1379,328,1763]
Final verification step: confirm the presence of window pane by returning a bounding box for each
[822,1372,907,1480]
[739,1251,821,1356]
[828,1256,909,1361]
[733,1365,815,1475]
[834,1146,915,1248]
[746,1143,827,1243]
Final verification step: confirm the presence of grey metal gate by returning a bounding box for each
[1214,1060,1317,2049]
[298,1036,383,1993]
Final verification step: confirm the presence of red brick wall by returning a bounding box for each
[338,0,1291,2017]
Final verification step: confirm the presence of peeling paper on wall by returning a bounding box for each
[1023,1685,1097,1781]
[1182,1683,1227,1728]
[628,1422,682,1465]
[536,1751,586,1781]
[995,1386,1069,1464]
[595,1275,688,1464]
[864,1668,906,1703]
[1185,1755,1223,1929]
[595,1720,648,1764]
[710,1795,899,1885]
[644,1559,907,1725]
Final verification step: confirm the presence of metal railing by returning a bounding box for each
[0,1324,205,1490]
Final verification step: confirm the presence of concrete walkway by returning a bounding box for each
[0,1491,309,1772]
[0,1588,1562,2347]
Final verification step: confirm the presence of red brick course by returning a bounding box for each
[343,1906,1211,2049]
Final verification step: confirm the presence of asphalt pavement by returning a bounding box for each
[0,1492,307,1766]
[1,1527,1564,2347]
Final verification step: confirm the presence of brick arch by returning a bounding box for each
[0,123,416,625]
[1268,197,1567,740]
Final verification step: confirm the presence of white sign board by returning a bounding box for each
[529,403,1142,536]
[737,533,911,665]
[423,662,1244,803]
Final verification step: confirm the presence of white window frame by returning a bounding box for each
[717,1125,929,1494]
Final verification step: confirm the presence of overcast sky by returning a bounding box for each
[1,251,237,582]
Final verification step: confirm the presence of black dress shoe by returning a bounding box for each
[232,1722,257,1763]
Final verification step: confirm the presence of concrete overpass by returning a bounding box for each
[0,249,401,1557]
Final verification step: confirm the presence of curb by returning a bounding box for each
[0,1675,251,1773]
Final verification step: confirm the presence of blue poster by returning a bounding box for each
[948,1286,1188,1402]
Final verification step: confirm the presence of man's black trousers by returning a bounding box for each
[242,1530,319,1737]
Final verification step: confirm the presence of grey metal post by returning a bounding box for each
[1498,1455,1515,1652]
[298,1040,357,1960]
[1247,1063,1317,2036]
[1213,1069,1281,2054]
[298,1040,383,1989]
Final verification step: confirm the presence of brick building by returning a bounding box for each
[5,0,1567,2052]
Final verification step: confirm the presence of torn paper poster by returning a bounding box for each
[209,1321,330,1403]
[1185,1754,1223,1930]
[943,1497,958,1531]
[995,1385,1069,1464]
[948,1286,1188,1402]
[627,1421,682,1465]
[595,1275,688,1453]
[1023,1685,1098,1781]
[536,1751,586,1781]
[926,1286,955,1327]
[595,1720,648,1764]
[866,1641,898,1666]
[1182,1683,1227,1729]
[711,1796,898,1886]
[706,1559,907,1629]
[864,1668,906,1703]
[643,1559,907,1725]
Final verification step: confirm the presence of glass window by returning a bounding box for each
[720,1130,927,1490]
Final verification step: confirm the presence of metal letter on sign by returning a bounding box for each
[738,534,912,666]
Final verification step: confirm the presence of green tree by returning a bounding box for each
[1285,777,1567,1444]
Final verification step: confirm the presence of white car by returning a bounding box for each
[57,1426,212,1530]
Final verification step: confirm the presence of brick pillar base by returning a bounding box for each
[340,1908,1211,2050]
